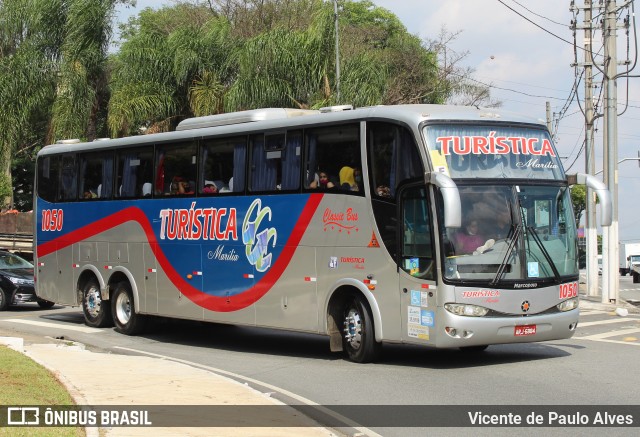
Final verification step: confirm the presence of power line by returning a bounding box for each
[496,0,582,48]
[508,0,568,27]
[453,72,568,101]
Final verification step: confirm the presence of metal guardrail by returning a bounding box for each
[0,232,33,251]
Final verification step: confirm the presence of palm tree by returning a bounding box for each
[108,4,235,136]
[50,0,119,142]
[0,0,68,207]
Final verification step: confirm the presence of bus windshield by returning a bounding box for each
[441,184,578,284]
[424,124,565,180]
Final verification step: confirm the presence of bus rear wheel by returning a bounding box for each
[342,294,381,363]
[112,281,146,335]
[82,279,112,327]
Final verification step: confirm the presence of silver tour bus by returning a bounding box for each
[34,105,611,362]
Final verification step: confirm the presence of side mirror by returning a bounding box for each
[428,172,461,228]
[567,173,612,226]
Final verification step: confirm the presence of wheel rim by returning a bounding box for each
[343,306,363,350]
[84,285,102,319]
[115,291,131,325]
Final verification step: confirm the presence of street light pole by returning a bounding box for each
[602,0,619,304]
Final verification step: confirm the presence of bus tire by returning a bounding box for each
[112,281,146,335]
[342,293,381,363]
[633,273,639,284]
[82,279,112,328]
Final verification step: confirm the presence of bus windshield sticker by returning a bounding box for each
[527,262,540,278]
[407,257,419,276]
[410,290,421,306]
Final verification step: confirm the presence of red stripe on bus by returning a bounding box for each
[37,194,323,312]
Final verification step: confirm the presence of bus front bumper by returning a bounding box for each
[434,308,579,348]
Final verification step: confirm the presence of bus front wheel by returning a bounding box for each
[342,294,381,363]
[82,279,112,328]
[112,281,146,335]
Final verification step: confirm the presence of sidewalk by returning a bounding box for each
[0,336,337,437]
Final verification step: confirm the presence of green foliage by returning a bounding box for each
[12,151,37,211]
[570,184,587,225]
[109,4,235,135]
[109,0,447,129]
[0,346,83,436]
[1,0,473,207]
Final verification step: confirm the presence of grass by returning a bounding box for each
[0,345,85,437]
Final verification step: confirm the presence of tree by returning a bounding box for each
[570,184,587,227]
[109,3,235,136]
[0,0,68,209]
[425,27,499,108]
[109,0,449,130]
[50,0,127,142]
[0,0,128,210]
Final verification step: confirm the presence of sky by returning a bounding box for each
[115,0,640,242]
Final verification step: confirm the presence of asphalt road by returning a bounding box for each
[1,283,640,436]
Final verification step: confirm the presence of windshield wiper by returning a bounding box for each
[490,224,522,286]
[527,226,562,283]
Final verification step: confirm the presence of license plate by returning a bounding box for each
[514,325,536,336]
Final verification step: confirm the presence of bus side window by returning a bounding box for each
[201,136,245,194]
[281,130,301,190]
[250,134,278,191]
[37,156,60,203]
[368,122,423,199]
[250,130,302,192]
[60,154,77,201]
[155,141,197,196]
[304,124,360,193]
[79,151,114,200]
[116,147,153,198]
[400,185,435,280]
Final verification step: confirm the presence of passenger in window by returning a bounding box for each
[203,182,218,194]
[171,176,193,195]
[310,172,335,189]
[453,218,486,254]
[376,185,391,197]
[142,183,152,197]
[83,189,97,199]
[353,167,364,191]
[339,166,360,191]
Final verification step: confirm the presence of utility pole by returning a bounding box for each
[583,0,599,297]
[571,0,602,297]
[546,102,552,133]
[603,0,619,304]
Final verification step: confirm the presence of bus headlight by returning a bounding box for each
[444,303,489,317]
[557,298,578,312]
